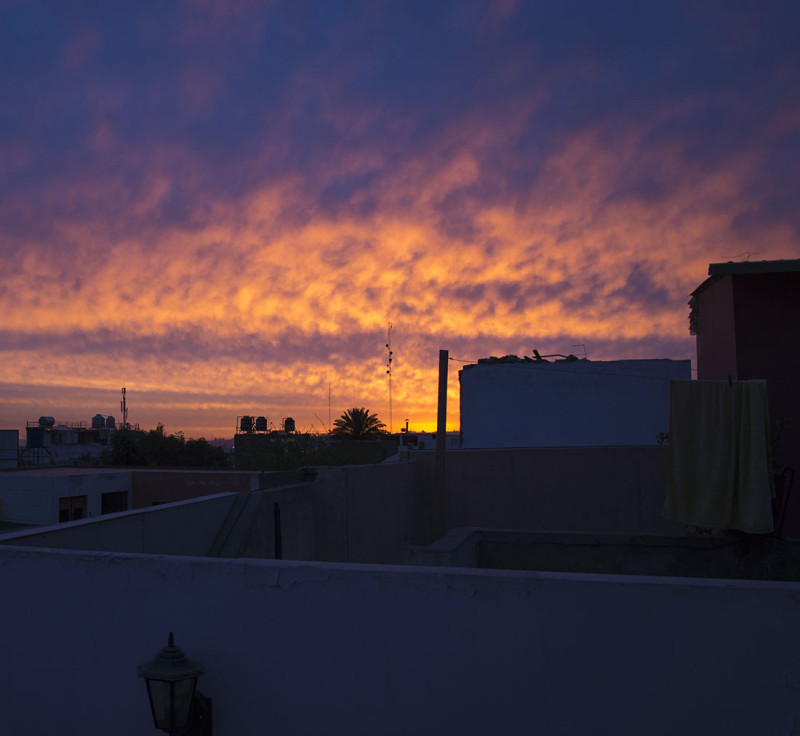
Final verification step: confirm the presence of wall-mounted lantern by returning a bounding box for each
[137,632,212,735]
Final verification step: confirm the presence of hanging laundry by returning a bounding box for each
[664,379,775,533]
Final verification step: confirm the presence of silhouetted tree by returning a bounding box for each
[108,426,229,467]
[330,407,386,440]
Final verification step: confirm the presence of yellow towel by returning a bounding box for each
[665,380,775,533]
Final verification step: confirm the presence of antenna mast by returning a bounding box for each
[386,322,393,433]
[120,385,128,428]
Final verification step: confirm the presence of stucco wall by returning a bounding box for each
[0,547,799,736]
[694,275,737,380]
[407,528,800,580]
[731,272,800,537]
[0,469,132,524]
[0,493,238,555]
[410,446,681,537]
[206,448,680,563]
[344,461,431,563]
[228,464,432,564]
[459,358,691,448]
[223,483,322,560]
[0,447,678,563]
[0,430,17,468]
[131,469,259,507]
[693,271,800,536]
[731,272,800,382]
[0,468,259,526]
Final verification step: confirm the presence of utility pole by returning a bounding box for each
[434,349,448,536]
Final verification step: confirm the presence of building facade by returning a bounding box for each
[689,259,800,533]
[459,357,690,449]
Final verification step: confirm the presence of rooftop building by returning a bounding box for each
[689,258,800,535]
[460,357,690,449]
[0,261,795,734]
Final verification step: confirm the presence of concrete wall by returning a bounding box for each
[0,463,428,564]
[0,469,132,524]
[243,447,680,564]
[0,446,679,562]
[225,463,432,565]
[234,434,397,469]
[694,271,800,536]
[343,462,431,563]
[694,275,737,380]
[400,431,461,451]
[0,468,263,526]
[413,446,681,536]
[131,469,260,507]
[732,272,800,537]
[459,359,691,448]
[407,528,800,581]
[0,463,432,565]
[213,483,321,560]
[1,546,800,736]
[0,493,238,555]
[731,272,800,382]
[0,430,18,468]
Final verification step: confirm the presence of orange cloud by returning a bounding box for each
[2,2,798,438]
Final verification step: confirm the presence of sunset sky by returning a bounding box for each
[2,0,799,439]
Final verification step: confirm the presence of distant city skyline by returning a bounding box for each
[1,1,799,438]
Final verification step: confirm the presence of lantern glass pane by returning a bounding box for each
[146,679,174,731]
[172,677,198,728]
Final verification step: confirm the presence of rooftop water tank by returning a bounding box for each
[105,415,116,430]
[255,416,268,432]
[240,415,253,433]
[284,417,295,433]
[38,416,55,427]
[91,414,105,429]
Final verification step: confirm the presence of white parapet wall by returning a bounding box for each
[0,492,239,555]
[0,546,799,735]
[460,358,691,448]
[0,468,132,525]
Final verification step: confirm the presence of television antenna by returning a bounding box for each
[386,322,393,433]
[120,384,128,428]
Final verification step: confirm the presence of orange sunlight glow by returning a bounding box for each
[2,87,798,437]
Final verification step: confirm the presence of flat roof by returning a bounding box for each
[0,467,132,478]
[708,258,800,276]
[689,259,800,334]
[1,467,259,477]
[462,356,688,371]
[0,520,33,533]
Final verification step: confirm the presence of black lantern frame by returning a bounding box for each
[137,632,212,736]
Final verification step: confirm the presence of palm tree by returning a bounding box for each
[331,407,387,440]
